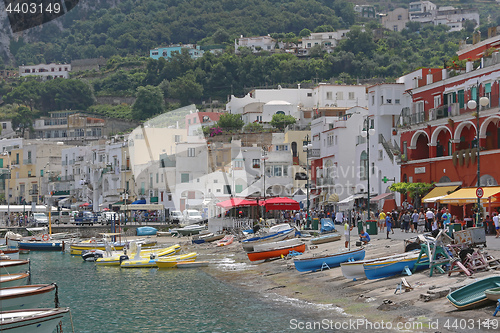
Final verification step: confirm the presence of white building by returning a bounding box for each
[19,63,71,79]
[408,1,479,32]
[235,35,276,54]
[298,30,349,55]
[381,8,409,32]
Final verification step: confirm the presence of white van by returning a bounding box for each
[182,210,203,225]
[31,213,49,226]
[169,211,183,224]
[51,211,73,224]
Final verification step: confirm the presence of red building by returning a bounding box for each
[399,59,500,219]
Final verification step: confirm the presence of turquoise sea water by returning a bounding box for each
[27,251,341,333]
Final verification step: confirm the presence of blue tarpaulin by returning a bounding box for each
[320,218,336,233]
[132,199,146,204]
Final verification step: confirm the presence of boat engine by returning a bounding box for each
[119,255,129,264]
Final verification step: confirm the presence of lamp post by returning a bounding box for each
[361,118,375,223]
[467,84,489,225]
[261,155,268,219]
[2,152,11,226]
[303,135,312,228]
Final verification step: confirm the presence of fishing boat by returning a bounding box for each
[485,286,500,302]
[0,249,20,260]
[0,284,56,311]
[242,228,296,252]
[0,260,30,275]
[156,253,199,268]
[176,261,209,268]
[0,308,69,333]
[294,248,365,272]
[247,242,306,262]
[340,252,410,280]
[171,224,206,236]
[0,273,30,288]
[253,238,303,253]
[310,233,342,245]
[216,235,234,247]
[17,240,65,251]
[447,276,500,310]
[363,251,428,280]
[125,252,198,269]
[95,244,181,266]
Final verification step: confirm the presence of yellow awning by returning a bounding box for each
[422,186,459,203]
[439,186,500,205]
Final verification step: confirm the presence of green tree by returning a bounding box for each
[389,182,434,208]
[299,28,312,37]
[217,113,244,131]
[12,105,38,136]
[243,122,264,133]
[213,28,230,44]
[169,72,203,105]
[131,85,165,120]
[270,114,296,131]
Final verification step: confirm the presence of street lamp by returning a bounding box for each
[2,152,11,226]
[303,135,312,228]
[261,155,268,219]
[467,84,489,225]
[361,118,375,223]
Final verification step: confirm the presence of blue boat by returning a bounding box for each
[18,241,65,251]
[363,251,428,280]
[293,248,365,272]
[136,227,158,236]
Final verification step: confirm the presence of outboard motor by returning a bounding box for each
[119,255,129,264]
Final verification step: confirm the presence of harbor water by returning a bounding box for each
[28,251,342,333]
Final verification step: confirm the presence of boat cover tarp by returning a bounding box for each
[320,218,336,233]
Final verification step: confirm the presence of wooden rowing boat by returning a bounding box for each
[310,233,342,245]
[294,248,365,272]
[247,243,306,262]
[447,276,500,310]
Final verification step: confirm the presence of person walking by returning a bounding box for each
[425,208,435,232]
[411,209,418,233]
[493,212,500,238]
[378,210,386,233]
[344,221,353,248]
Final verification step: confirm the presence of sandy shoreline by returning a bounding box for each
[151,230,500,332]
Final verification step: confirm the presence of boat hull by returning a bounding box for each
[155,253,199,268]
[247,243,306,262]
[294,248,365,272]
[485,286,500,302]
[70,240,157,255]
[96,245,181,266]
[242,229,295,252]
[0,249,20,260]
[363,253,427,280]
[0,260,29,275]
[447,276,500,310]
[310,233,342,245]
[0,308,68,333]
[18,241,64,251]
[0,273,29,288]
[0,284,56,311]
[216,235,234,247]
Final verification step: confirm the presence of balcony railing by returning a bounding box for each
[23,159,33,165]
[29,189,38,195]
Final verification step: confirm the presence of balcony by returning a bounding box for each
[23,159,33,165]
[428,104,459,121]
[29,189,38,195]
[309,149,320,158]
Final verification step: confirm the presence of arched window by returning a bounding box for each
[276,111,285,115]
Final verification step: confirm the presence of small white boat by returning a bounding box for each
[252,238,302,253]
[0,284,56,311]
[0,273,30,288]
[171,225,206,236]
[310,233,342,245]
[0,260,29,275]
[0,308,69,333]
[269,223,293,233]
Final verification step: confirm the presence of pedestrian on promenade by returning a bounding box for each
[385,213,392,239]
[378,211,386,233]
[344,221,353,248]
[493,212,499,238]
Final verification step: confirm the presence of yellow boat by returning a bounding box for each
[70,234,157,255]
[156,253,199,269]
[121,252,198,269]
[95,244,181,266]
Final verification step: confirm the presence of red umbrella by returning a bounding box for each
[79,202,89,207]
[260,197,300,211]
[216,198,258,209]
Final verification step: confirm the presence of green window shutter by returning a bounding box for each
[453,92,457,103]
[458,90,464,108]
[471,86,477,100]
[485,83,491,93]
[0,159,3,168]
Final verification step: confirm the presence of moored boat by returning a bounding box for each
[340,252,416,281]
[136,226,158,236]
[294,248,365,272]
[120,251,197,268]
[70,239,157,255]
[156,253,199,268]
[484,286,500,302]
[310,233,342,245]
[247,242,306,262]
[0,260,29,275]
[253,238,303,253]
[176,261,209,268]
[242,228,296,252]
[363,251,428,280]
[171,224,206,236]
[17,241,65,251]
[447,276,500,310]
[0,249,20,260]
[216,235,234,247]
[0,273,30,288]
[95,244,181,266]
[0,284,56,311]
[0,308,69,333]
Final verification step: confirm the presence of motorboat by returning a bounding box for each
[17,241,65,251]
[95,244,181,266]
[0,249,20,260]
[0,284,56,311]
[0,260,30,275]
[0,308,69,333]
[170,225,206,236]
[156,253,199,268]
[294,248,365,272]
[70,233,157,255]
[120,250,197,268]
[0,273,30,288]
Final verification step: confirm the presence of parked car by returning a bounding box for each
[73,211,98,226]
[182,209,203,225]
[101,212,118,225]
[169,210,183,224]
[52,211,73,224]
[31,213,48,226]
